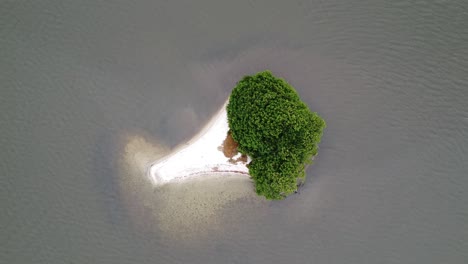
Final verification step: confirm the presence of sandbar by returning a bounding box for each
[148,101,251,186]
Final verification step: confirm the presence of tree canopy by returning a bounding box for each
[227,71,325,200]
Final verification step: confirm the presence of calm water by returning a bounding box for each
[2,1,468,263]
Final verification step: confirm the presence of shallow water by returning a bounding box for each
[2,1,468,263]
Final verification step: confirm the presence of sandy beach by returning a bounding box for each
[148,101,251,186]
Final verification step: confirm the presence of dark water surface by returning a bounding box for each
[2,1,468,263]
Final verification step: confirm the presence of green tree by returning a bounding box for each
[227,71,325,200]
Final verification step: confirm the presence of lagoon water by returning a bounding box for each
[2,1,468,263]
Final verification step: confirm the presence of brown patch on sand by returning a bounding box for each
[219,131,249,165]
[221,131,240,158]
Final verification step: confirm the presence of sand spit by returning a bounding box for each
[149,101,251,186]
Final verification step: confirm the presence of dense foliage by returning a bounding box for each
[227,71,325,200]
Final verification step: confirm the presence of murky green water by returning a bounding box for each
[2,1,468,263]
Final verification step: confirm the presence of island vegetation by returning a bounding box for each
[227,71,326,199]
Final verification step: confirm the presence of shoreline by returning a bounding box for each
[148,100,251,186]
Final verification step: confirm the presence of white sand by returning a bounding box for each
[148,101,251,186]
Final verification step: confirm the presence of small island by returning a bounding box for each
[149,71,325,200]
